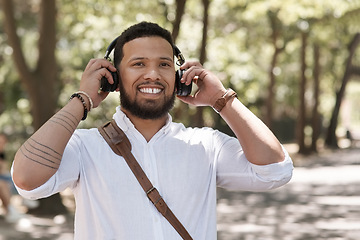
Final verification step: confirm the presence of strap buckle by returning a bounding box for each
[146,187,163,206]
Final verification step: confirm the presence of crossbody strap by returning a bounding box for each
[98,120,193,240]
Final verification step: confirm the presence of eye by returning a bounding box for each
[160,62,171,67]
[133,62,144,67]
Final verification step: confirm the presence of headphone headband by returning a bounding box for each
[101,36,191,95]
[174,46,185,66]
[104,37,119,60]
[103,37,185,65]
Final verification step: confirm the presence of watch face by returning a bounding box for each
[214,98,226,112]
[213,89,237,113]
[218,98,226,107]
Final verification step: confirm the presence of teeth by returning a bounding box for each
[139,88,162,94]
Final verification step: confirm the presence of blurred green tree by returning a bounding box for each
[1,0,360,214]
[1,0,66,215]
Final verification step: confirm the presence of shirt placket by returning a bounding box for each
[143,142,165,240]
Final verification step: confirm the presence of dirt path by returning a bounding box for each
[1,147,360,240]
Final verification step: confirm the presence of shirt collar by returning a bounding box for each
[112,106,172,135]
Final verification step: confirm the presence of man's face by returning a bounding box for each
[118,36,176,119]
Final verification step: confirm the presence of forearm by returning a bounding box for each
[219,97,285,165]
[12,59,115,190]
[177,61,285,165]
[12,98,84,190]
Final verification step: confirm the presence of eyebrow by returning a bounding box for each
[160,57,173,62]
[129,57,173,62]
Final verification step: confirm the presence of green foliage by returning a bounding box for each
[56,0,173,129]
[1,0,360,154]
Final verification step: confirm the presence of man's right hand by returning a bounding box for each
[79,59,118,109]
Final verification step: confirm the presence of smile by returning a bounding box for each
[139,87,162,94]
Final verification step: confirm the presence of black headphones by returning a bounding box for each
[100,37,192,96]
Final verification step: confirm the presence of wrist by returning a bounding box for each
[76,91,93,111]
[212,88,237,113]
[210,89,227,106]
[69,93,89,120]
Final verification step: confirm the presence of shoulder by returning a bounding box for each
[169,121,233,144]
[170,121,213,134]
[65,128,110,159]
[73,128,101,138]
[69,128,104,147]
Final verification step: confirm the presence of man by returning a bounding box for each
[12,22,293,239]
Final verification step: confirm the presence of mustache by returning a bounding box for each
[136,81,166,88]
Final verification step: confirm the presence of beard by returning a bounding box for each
[119,81,176,120]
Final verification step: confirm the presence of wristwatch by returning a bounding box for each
[212,88,237,113]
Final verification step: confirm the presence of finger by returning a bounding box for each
[180,61,202,70]
[86,59,117,72]
[107,64,117,72]
[177,95,195,106]
[84,59,97,71]
[181,67,203,85]
[98,68,115,84]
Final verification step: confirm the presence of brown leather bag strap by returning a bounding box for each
[98,120,193,240]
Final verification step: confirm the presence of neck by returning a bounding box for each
[121,107,168,142]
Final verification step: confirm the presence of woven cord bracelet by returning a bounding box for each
[69,93,88,120]
[76,91,93,111]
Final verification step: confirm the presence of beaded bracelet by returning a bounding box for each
[69,93,88,120]
[76,91,93,111]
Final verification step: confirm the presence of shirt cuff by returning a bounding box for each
[11,163,56,200]
[249,145,294,182]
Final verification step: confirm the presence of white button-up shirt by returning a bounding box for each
[15,107,293,240]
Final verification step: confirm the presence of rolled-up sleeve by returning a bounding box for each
[12,169,57,200]
[216,136,293,192]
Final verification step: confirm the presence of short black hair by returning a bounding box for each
[113,22,174,69]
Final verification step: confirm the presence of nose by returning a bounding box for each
[143,67,161,81]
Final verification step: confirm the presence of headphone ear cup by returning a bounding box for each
[100,36,119,92]
[175,69,192,96]
[175,69,182,88]
[111,71,119,90]
[100,69,119,92]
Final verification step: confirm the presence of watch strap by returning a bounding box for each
[212,88,237,113]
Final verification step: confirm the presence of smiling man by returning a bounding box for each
[118,36,176,124]
[11,22,293,239]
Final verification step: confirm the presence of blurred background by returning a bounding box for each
[0,0,360,239]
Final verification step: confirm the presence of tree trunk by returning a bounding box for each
[266,48,280,130]
[325,33,360,148]
[311,44,321,152]
[171,0,186,42]
[191,0,210,127]
[171,0,189,123]
[265,10,284,130]
[297,31,310,154]
[1,0,66,215]
[33,0,58,128]
[27,193,67,216]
